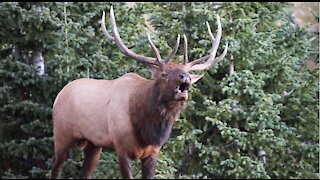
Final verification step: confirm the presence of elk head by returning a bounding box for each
[101,6,228,102]
[49,6,230,180]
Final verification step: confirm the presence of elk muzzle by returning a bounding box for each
[175,73,191,101]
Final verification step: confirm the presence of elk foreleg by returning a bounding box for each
[79,141,102,179]
[117,154,133,179]
[141,154,158,179]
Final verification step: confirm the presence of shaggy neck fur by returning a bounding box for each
[129,80,184,147]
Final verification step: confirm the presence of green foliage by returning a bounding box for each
[0,2,318,179]
[141,2,319,179]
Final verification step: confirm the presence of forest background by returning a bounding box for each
[0,2,319,179]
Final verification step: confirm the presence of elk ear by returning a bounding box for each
[149,64,162,79]
[190,74,204,84]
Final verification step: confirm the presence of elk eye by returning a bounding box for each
[161,72,168,78]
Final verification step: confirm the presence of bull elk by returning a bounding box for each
[50,6,228,179]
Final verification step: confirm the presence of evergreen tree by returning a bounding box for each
[0,2,142,178]
[0,2,318,179]
[141,2,319,179]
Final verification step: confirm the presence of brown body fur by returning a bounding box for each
[51,5,227,179]
[51,72,184,179]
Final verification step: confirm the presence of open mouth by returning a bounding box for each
[177,82,190,93]
[175,82,190,101]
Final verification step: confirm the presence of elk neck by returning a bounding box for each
[129,79,184,147]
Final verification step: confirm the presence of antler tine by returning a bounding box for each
[187,45,229,70]
[186,15,228,71]
[163,34,181,64]
[211,43,228,65]
[147,33,164,67]
[183,34,188,65]
[101,11,115,41]
[102,6,163,67]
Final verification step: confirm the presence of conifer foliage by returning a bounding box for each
[0,2,318,179]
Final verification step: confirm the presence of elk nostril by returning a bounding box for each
[179,75,184,79]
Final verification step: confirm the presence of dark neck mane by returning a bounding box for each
[129,80,184,147]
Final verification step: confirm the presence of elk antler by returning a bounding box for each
[102,6,181,68]
[184,15,228,71]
